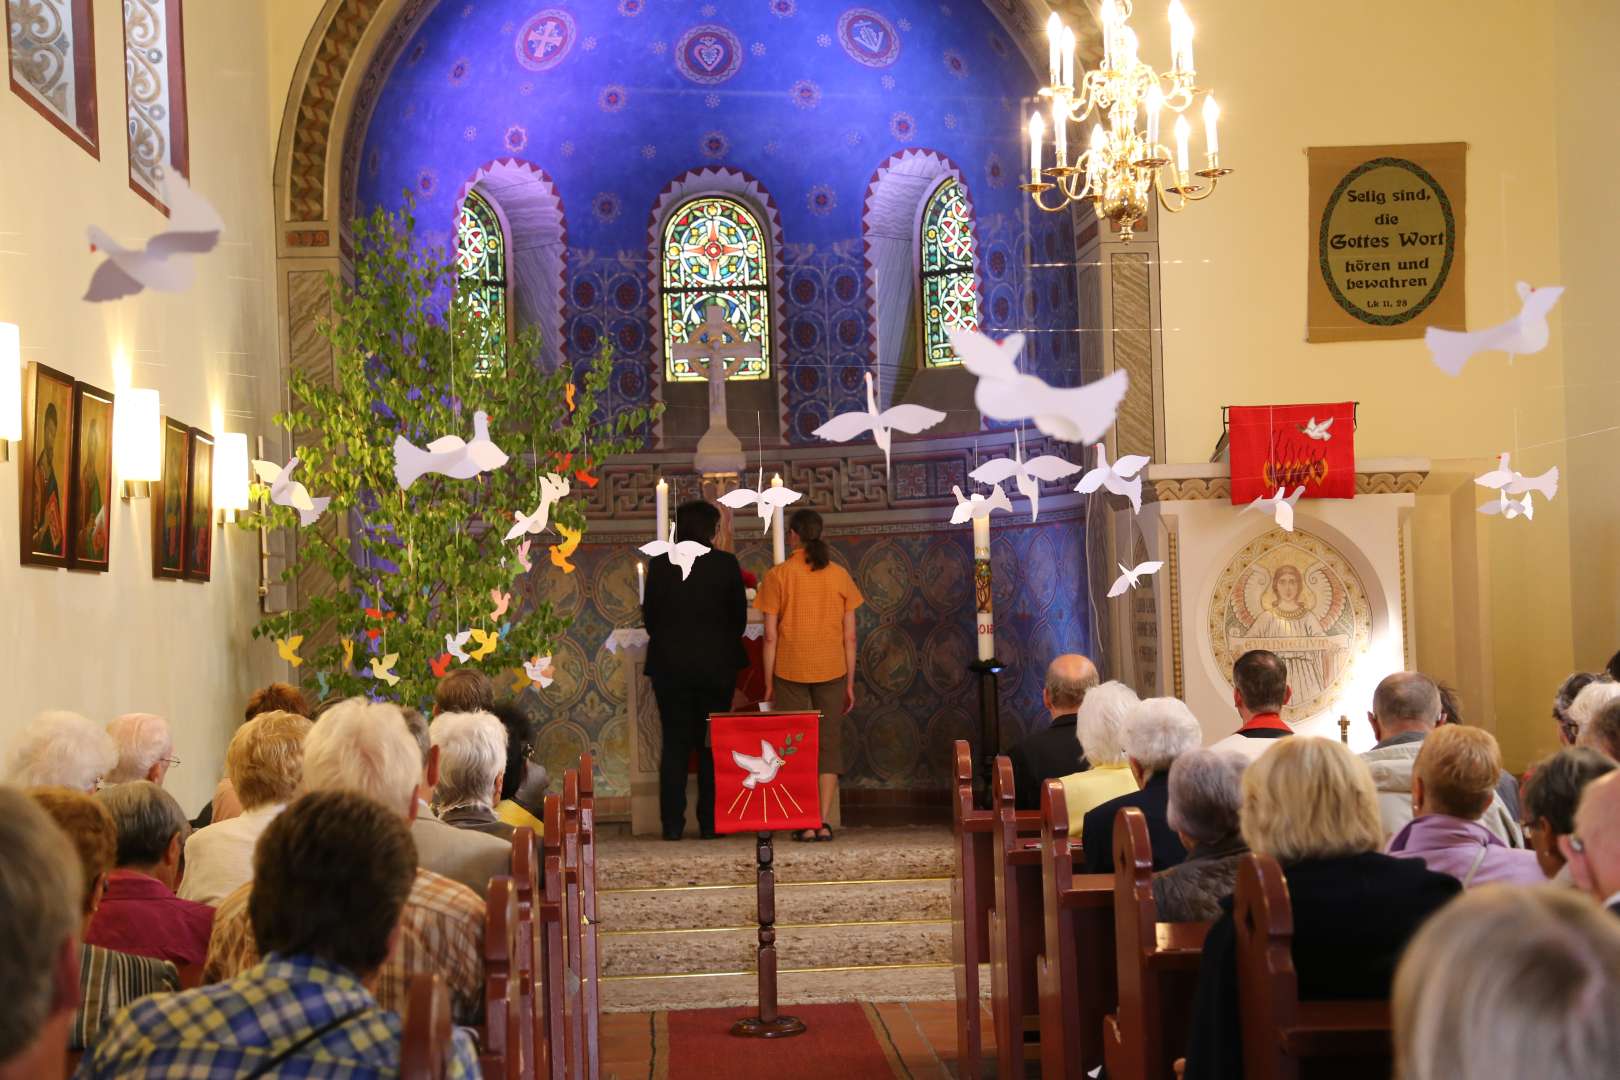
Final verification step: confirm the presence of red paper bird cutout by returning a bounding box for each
[430,652,454,678]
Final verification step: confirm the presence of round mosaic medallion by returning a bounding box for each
[918,537,971,612]
[534,718,590,790]
[514,9,575,72]
[856,539,914,615]
[859,622,918,697]
[674,24,744,85]
[924,704,977,780]
[837,8,901,67]
[592,546,644,627]
[596,716,630,794]
[922,619,974,696]
[863,704,919,783]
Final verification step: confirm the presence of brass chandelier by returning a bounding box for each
[1024,0,1230,240]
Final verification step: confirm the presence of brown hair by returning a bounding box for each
[227,711,312,810]
[1414,725,1501,820]
[28,787,117,915]
[245,682,311,723]
[435,669,495,715]
[788,508,830,571]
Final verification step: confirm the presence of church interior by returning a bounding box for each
[3,0,1619,1077]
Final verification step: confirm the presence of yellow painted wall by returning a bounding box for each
[0,0,284,813]
[1136,0,1583,766]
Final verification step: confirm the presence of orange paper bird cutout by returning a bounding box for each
[341,639,354,670]
[574,465,599,488]
[490,589,511,620]
[430,652,453,678]
[550,523,582,574]
[565,382,576,412]
[467,628,499,662]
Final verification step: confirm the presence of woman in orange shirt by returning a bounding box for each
[755,509,864,842]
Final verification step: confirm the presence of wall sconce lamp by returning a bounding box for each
[214,432,250,525]
[0,322,20,463]
[113,387,161,499]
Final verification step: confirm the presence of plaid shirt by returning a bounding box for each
[77,953,479,1078]
[205,868,486,1026]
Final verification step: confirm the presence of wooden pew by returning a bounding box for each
[1102,808,1209,1080]
[576,755,601,1080]
[480,875,524,1079]
[1234,853,1393,1080]
[539,794,571,1079]
[1035,780,1118,1080]
[560,770,588,1080]
[401,973,454,1080]
[511,829,543,1079]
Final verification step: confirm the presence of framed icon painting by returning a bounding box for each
[68,382,115,572]
[152,416,190,579]
[184,428,213,582]
[19,362,76,568]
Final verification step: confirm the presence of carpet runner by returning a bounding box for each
[653,1003,906,1079]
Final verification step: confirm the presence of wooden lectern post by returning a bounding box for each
[731,831,807,1038]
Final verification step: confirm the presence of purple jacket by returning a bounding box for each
[1386,814,1545,887]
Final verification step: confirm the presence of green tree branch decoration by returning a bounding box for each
[244,200,659,709]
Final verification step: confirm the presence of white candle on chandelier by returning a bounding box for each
[1099,0,1118,67]
[1174,114,1191,175]
[1118,26,1138,72]
[1202,94,1221,158]
[1086,123,1106,191]
[1028,111,1044,184]
[1052,95,1067,168]
[1061,24,1076,88]
[1046,12,1062,86]
[1145,82,1164,151]
[1169,0,1194,74]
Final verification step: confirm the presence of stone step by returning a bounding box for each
[596,826,956,890]
[601,917,954,978]
[600,961,962,1013]
[597,876,953,932]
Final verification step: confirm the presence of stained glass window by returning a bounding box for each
[661,196,771,382]
[455,190,508,372]
[7,0,100,155]
[919,177,980,367]
[122,0,190,207]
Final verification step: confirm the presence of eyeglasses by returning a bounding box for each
[161,756,182,768]
[1568,833,1587,856]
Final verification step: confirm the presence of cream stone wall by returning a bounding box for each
[0,0,286,813]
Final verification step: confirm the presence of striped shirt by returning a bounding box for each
[204,868,486,1026]
[754,549,864,683]
[73,943,180,1051]
[78,953,479,1078]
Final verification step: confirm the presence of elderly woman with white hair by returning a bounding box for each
[1057,681,1141,832]
[430,710,514,842]
[104,714,176,786]
[1153,750,1250,922]
[4,710,118,792]
[1081,696,1203,874]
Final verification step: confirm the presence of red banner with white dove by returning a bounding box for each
[1228,402,1357,504]
[710,711,821,835]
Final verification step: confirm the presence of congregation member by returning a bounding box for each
[3,710,116,791]
[491,701,549,836]
[1567,678,1620,742]
[1208,649,1293,761]
[0,789,85,1080]
[1057,680,1139,829]
[84,790,480,1077]
[206,698,486,1025]
[1521,747,1617,881]
[1432,684,1521,818]
[435,667,495,715]
[27,788,179,1053]
[1081,696,1202,874]
[1007,653,1099,810]
[1553,671,1601,746]
[1361,671,1522,845]
[198,682,312,828]
[1152,750,1250,922]
[642,499,748,840]
[401,706,511,897]
[1576,698,1620,761]
[1562,770,1620,915]
[758,507,864,842]
[87,782,214,966]
[1393,886,1620,1080]
[431,709,516,841]
[1386,726,1543,887]
[180,710,311,904]
[1183,738,1460,1079]
[104,713,177,785]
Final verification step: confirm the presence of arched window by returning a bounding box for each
[454,189,508,372]
[918,177,980,367]
[661,196,771,382]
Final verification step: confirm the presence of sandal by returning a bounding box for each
[792,828,819,842]
[815,822,835,842]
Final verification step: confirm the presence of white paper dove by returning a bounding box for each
[1073,443,1151,514]
[504,472,571,541]
[251,457,331,526]
[1474,452,1558,500]
[393,410,509,490]
[1301,417,1335,441]
[1479,491,1534,520]
[717,472,803,536]
[84,174,224,302]
[968,430,1081,522]
[445,630,473,664]
[639,522,710,580]
[1424,283,1565,376]
[732,740,786,789]
[950,483,1014,525]
[524,654,554,689]
[1245,485,1307,532]
[949,327,1128,444]
[1107,560,1164,598]
[811,371,946,476]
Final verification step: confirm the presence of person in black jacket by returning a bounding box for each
[1006,653,1098,810]
[642,500,748,840]
[1182,737,1462,1080]
[1081,696,1203,874]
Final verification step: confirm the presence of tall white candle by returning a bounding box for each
[636,560,646,605]
[972,514,994,662]
[655,476,669,544]
[770,473,787,565]
[1046,12,1061,86]
[1145,83,1164,151]
[1202,94,1221,158]
[1028,112,1044,184]
[1061,25,1076,88]
[1051,96,1067,168]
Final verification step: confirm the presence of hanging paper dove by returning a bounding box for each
[490,589,511,621]
[1424,283,1564,376]
[515,540,533,573]
[950,483,1013,525]
[1479,491,1534,520]
[430,653,454,678]
[504,472,571,541]
[524,654,555,689]
[1244,485,1307,532]
[341,638,354,671]
[717,475,804,535]
[1107,560,1164,598]
[467,628,499,661]
[550,523,582,573]
[968,429,1081,522]
[639,522,710,581]
[949,326,1127,444]
[1474,452,1558,500]
[811,371,946,477]
[84,174,224,302]
[276,636,304,668]
[393,410,509,490]
[1074,443,1152,514]
[251,457,331,527]
[445,630,473,664]
[370,653,401,686]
